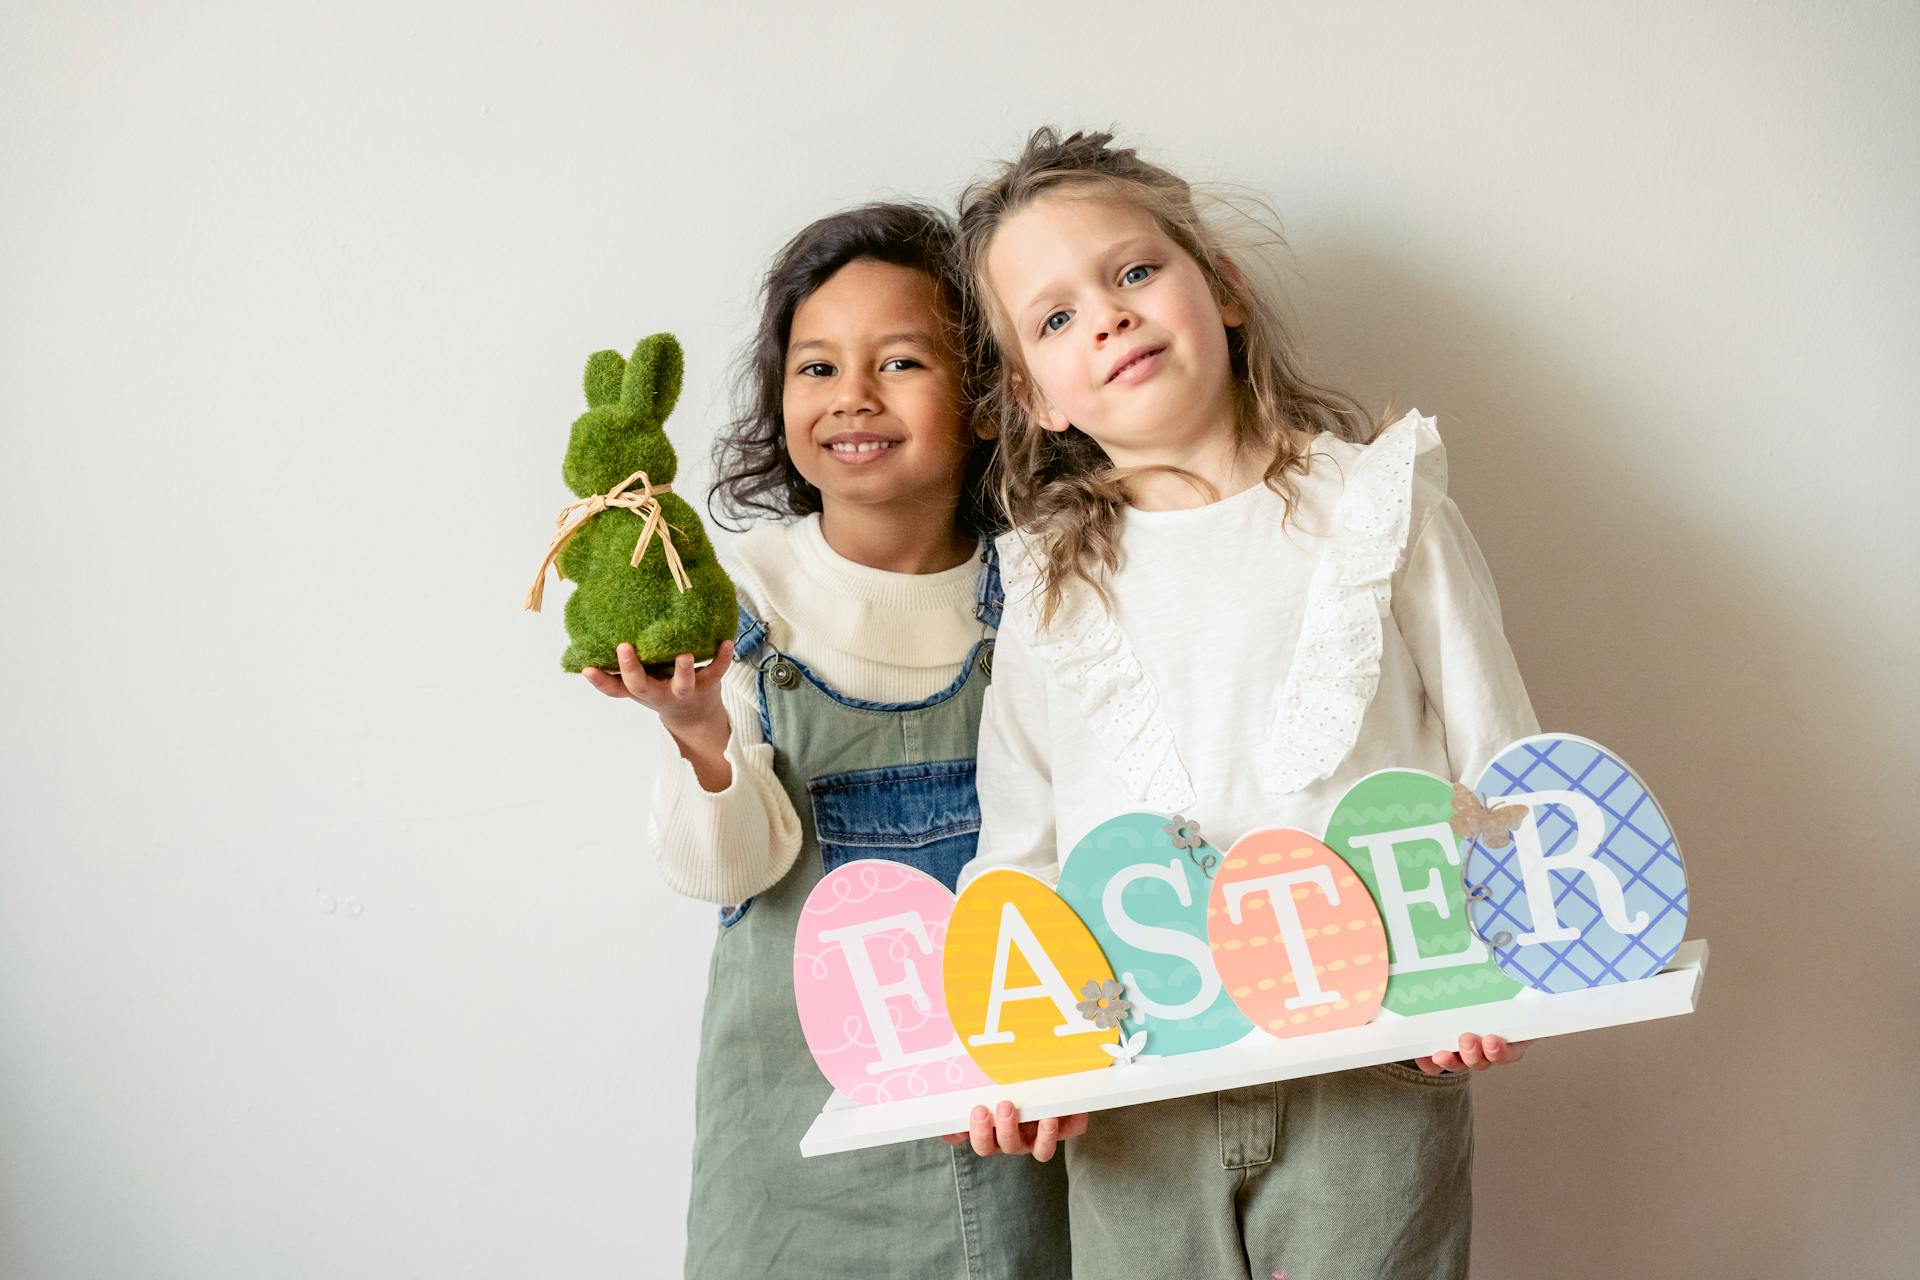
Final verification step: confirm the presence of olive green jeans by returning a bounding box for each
[1064,1065,1473,1279]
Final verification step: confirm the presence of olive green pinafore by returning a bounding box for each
[684,551,1071,1279]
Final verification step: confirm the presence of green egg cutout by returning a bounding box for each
[1323,769,1523,1015]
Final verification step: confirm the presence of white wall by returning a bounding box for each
[3,2,1913,1276]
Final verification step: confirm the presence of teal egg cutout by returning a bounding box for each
[1056,812,1254,1057]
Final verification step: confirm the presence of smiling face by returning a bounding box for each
[782,258,977,522]
[985,191,1244,466]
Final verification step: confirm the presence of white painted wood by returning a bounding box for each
[801,940,1708,1156]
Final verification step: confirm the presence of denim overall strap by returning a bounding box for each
[685,606,1067,1280]
[731,538,1000,751]
[732,604,769,664]
[974,537,1004,630]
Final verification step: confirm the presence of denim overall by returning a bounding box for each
[683,546,1071,1280]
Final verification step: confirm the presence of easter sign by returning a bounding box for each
[796,734,1706,1157]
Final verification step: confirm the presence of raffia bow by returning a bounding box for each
[523,468,690,612]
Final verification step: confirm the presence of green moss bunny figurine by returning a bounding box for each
[525,333,736,674]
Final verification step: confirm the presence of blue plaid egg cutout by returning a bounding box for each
[1462,735,1688,993]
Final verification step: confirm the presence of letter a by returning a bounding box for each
[967,902,1103,1047]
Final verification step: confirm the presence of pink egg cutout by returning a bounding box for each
[794,859,989,1104]
[1207,828,1389,1039]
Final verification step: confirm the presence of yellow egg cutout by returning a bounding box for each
[1208,828,1389,1039]
[943,868,1120,1083]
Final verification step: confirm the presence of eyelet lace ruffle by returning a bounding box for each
[1258,410,1440,793]
[998,537,1197,813]
[999,410,1439,810]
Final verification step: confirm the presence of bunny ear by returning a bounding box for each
[1100,1043,1126,1060]
[583,350,626,408]
[622,333,685,421]
[1125,1030,1147,1055]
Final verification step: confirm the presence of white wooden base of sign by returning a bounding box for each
[800,938,1708,1157]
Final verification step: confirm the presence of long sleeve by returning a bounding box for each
[643,657,803,905]
[1393,497,1540,786]
[963,584,1062,890]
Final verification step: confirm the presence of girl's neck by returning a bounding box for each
[1108,405,1261,512]
[817,504,978,575]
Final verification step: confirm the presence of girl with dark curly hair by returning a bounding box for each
[583,202,1069,1279]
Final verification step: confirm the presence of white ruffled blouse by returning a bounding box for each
[966,411,1540,887]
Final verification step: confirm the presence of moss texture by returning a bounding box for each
[552,333,737,672]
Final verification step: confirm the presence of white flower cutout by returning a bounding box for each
[1101,1029,1149,1067]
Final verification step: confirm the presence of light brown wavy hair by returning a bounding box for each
[957,127,1381,627]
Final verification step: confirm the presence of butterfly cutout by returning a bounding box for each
[1449,784,1527,848]
[1100,1029,1148,1067]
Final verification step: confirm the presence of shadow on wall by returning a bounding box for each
[1286,232,1887,1275]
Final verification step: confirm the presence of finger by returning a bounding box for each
[1057,1113,1089,1141]
[1414,1055,1444,1075]
[968,1105,994,1158]
[994,1101,1031,1155]
[1029,1115,1062,1163]
[1459,1034,1489,1070]
[940,1132,966,1146]
[695,641,735,689]
[1485,1036,1527,1066]
[670,653,696,697]
[615,644,654,698]
[1430,1050,1462,1073]
[582,668,630,698]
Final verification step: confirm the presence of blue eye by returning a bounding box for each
[1043,311,1070,334]
[1122,263,1154,285]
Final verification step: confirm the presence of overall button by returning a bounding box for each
[768,657,800,689]
[978,640,995,679]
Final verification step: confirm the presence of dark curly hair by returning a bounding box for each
[707,201,999,538]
